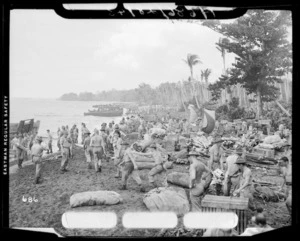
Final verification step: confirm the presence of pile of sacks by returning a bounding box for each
[258,134,289,151]
[191,133,212,154]
[143,186,190,215]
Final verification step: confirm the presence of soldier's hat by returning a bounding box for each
[187,151,201,157]
[212,136,223,144]
[235,156,246,164]
[149,143,157,149]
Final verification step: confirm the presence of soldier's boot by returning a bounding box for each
[119,184,127,190]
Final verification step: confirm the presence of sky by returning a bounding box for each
[10,9,291,99]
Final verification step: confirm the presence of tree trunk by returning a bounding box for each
[256,87,263,119]
[275,100,291,117]
[223,53,226,74]
[180,92,187,111]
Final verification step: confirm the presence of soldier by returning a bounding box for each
[113,130,123,178]
[90,129,106,172]
[188,151,213,211]
[100,126,109,162]
[83,131,93,169]
[60,132,73,173]
[119,147,145,192]
[31,136,48,184]
[278,156,292,215]
[223,148,243,196]
[16,133,25,169]
[233,157,256,210]
[208,136,224,170]
[46,130,53,154]
[10,133,19,158]
[74,124,79,144]
[147,143,170,188]
[81,123,89,144]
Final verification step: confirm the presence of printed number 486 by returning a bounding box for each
[22,196,38,203]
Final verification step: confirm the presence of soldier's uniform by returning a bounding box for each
[31,137,47,184]
[60,135,72,172]
[148,143,167,187]
[188,152,213,211]
[120,148,144,192]
[83,133,93,168]
[90,133,105,172]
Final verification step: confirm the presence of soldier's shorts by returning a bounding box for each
[93,146,103,160]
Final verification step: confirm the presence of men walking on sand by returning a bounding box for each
[90,129,106,172]
[83,131,93,169]
[60,132,73,173]
[113,130,124,178]
[31,136,48,184]
[73,124,79,144]
[46,130,53,154]
[100,126,109,161]
[188,151,213,211]
[81,123,89,144]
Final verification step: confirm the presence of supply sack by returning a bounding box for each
[143,186,190,215]
[263,135,281,145]
[136,162,156,169]
[173,149,188,160]
[70,191,123,208]
[253,185,280,202]
[167,172,190,188]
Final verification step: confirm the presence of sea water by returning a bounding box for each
[10,98,124,141]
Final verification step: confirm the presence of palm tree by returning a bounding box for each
[183,54,202,80]
[201,68,212,84]
[183,54,202,108]
[216,38,229,74]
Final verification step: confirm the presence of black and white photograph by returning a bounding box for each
[7,4,292,237]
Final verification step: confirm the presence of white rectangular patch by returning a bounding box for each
[122,212,178,229]
[62,212,117,229]
[184,212,238,229]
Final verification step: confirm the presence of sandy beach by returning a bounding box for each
[9,144,291,237]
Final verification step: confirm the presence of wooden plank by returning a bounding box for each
[201,195,249,210]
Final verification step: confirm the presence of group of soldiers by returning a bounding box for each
[10,112,292,217]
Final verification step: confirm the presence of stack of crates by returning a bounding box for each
[201,195,249,234]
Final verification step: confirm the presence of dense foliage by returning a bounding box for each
[205,10,292,118]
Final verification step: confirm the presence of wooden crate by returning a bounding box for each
[201,195,249,234]
[258,119,271,125]
[233,119,242,124]
[253,147,275,158]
